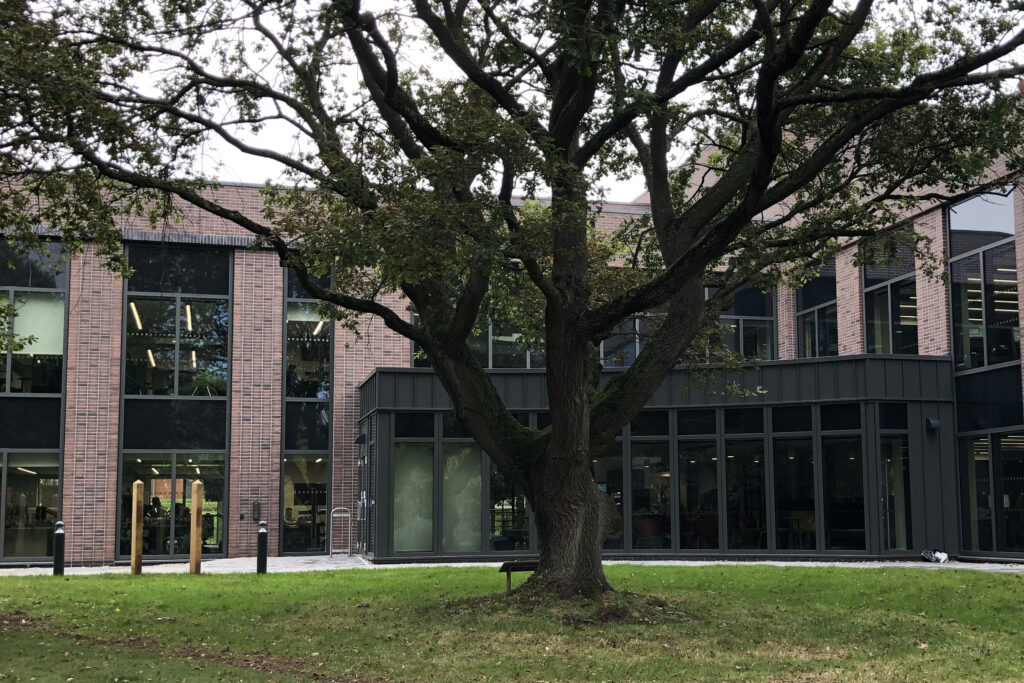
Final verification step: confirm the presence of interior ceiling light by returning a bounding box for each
[312,320,324,337]
[16,467,37,475]
[147,349,156,368]
[185,304,193,332]
[129,301,142,330]
[191,349,197,368]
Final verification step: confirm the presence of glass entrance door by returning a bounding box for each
[1,453,60,559]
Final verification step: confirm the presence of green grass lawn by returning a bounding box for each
[1,565,1022,681]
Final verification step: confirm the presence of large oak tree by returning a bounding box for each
[2,0,1024,595]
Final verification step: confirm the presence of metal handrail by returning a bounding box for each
[329,507,353,557]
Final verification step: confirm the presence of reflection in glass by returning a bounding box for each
[128,244,229,295]
[286,303,331,398]
[891,279,918,354]
[631,442,670,549]
[961,437,992,551]
[774,438,816,550]
[951,255,984,370]
[178,299,228,396]
[3,453,59,558]
[442,443,482,552]
[0,242,66,289]
[119,453,173,555]
[282,454,329,553]
[602,319,638,367]
[865,287,891,353]
[983,243,1019,366]
[948,190,1015,257]
[172,454,225,554]
[118,453,225,557]
[881,435,912,550]
[997,433,1024,553]
[725,439,766,549]
[491,324,527,368]
[10,292,65,393]
[124,297,176,394]
[678,441,718,549]
[285,402,330,450]
[393,442,433,552]
[822,436,865,550]
[592,450,623,549]
[490,464,529,551]
[742,318,774,359]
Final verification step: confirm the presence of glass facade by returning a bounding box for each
[949,192,1019,371]
[118,453,225,556]
[864,236,918,355]
[1,242,65,560]
[282,269,332,553]
[796,262,838,358]
[120,245,230,557]
[382,401,911,557]
[961,433,1024,554]
[710,284,776,359]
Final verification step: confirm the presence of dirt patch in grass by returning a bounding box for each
[0,609,369,682]
[447,590,689,627]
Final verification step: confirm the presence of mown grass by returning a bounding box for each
[1,564,1023,681]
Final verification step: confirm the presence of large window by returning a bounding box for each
[949,192,1019,371]
[864,238,917,354]
[282,270,332,553]
[1,242,66,396]
[118,452,225,556]
[709,284,776,360]
[0,243,64,560]
[120,245,230,557]
[961,432,1024,554]
[413,315,545,369]
[1,452,60,560]
[796,262,838,358]
[125,245,229,396]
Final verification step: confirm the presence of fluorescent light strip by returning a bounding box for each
[998,268,1017,273]
[312,320,324,337]
[195,467,201,475]
[147,349,156,367]
[129,301,142,330]
[191,350,197,368]
[16,467,37,475]
[151,467,159,475]
[993,279,1017,284]
[185,304,193,332]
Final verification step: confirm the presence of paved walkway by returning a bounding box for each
[1,555,1022,577]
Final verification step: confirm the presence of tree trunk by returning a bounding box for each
[521,452,612,598]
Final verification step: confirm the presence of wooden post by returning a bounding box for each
[190,481,204,575]
[131,480,144,575]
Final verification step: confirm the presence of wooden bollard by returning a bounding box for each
[131,480,144,575]
[190,481,203,575]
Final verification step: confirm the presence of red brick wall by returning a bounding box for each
[776,286,796,360]
[227,249,284,556]
[916,208,951,356]
[836,247,865,355]
[62,246,122,565]
[330,293,410,552]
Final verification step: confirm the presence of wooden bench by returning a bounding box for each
[498,559,539,593]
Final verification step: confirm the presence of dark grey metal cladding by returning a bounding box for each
[360,356,955,412]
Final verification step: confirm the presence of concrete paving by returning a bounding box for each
[1,555,1021,577]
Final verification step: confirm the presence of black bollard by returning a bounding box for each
[256,520,268,574]
[53,521,65,576]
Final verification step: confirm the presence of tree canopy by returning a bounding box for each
[2,0,1024,595]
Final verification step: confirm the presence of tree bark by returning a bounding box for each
[522,453,612,598]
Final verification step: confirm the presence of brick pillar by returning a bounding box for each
[62,247,122,565]
[916,207,951,357]
[228,250,283,556]
[836,247,864,355]
[332,293,410,553]
[776,286,796,360]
